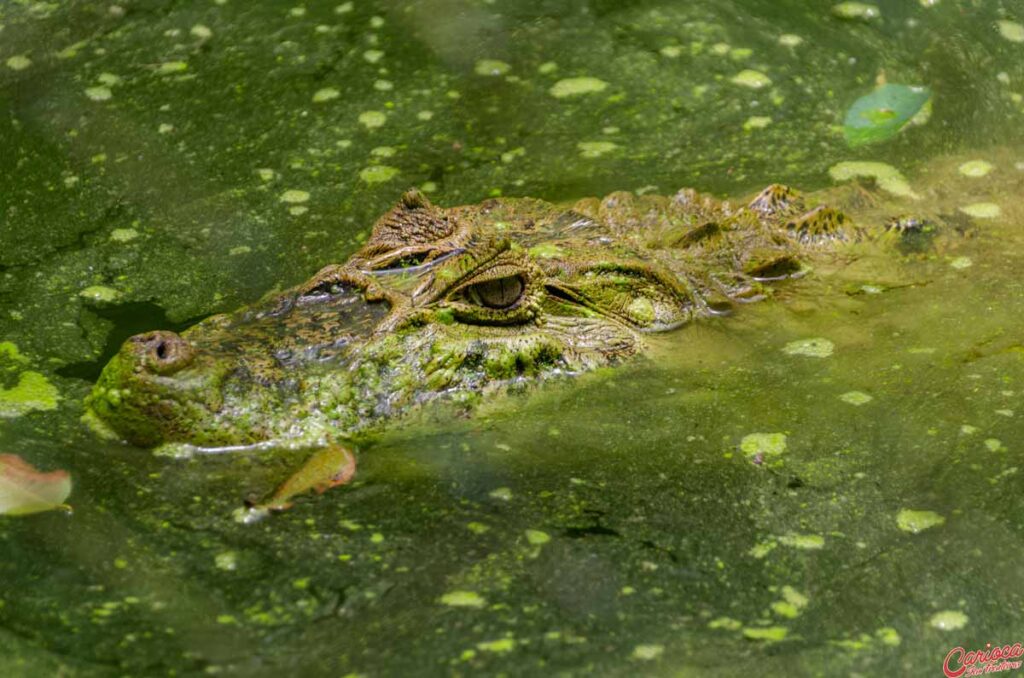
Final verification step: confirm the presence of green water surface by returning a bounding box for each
[1,0,1023,675]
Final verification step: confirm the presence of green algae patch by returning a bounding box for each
[358,110,387,129]
[783,337,834,358]
[577,141,618,158]
[360,166,400,184]
[0,343,30,365]
[631,644,664,660]
[708,616,743,631]
[998,20,1024,43]
[524,529,550,546]
[749,540,777,559]
[740,432,787,459]
[929,610,968,631]
[79,286,121,303]
[6,55,32,71]
[958,160,994,177]
[743,116,772,131]
[439,591,486,608]
[549,77,608,98]
[839,391,873,406]
[156,61,188,75]
[730,70,772,89]
[895,509,945,534]
[85,86,113,102]
[832,3,880,21]
[984,438,1006,452]
[0,372,60,418]
[109,228,139,243]
[770,586,809,619]
[214,552,238,571]
[489,487,513,501]
[312,87,340,103]
[959,202,1001,219]
[501,147,526,164]
[474,59,510,76]
[876,627,902,647]
[778,533,825,550]
[279,190,310,204]
[828,161,918,198]
[771,601,800,619]
[742,626,789,641]
[830,635,873,651]
[476,638,516,653]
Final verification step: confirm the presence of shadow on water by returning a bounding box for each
[56,302,208,382]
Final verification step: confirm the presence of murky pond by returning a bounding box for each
[2,0,1024,675]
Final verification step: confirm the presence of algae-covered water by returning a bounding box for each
[2,0,1024,675]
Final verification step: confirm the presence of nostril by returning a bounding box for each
[131,331,193,374]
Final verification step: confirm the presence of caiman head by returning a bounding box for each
[86,185,846,449]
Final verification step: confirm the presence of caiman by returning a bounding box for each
[83,184,935,519]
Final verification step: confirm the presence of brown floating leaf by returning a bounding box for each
[0,453,72,516]
[241,444,356,523]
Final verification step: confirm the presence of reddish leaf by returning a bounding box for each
[0,454,72,516]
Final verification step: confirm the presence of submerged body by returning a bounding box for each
[85,184,915,508]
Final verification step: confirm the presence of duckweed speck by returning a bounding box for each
[929,611,969,631]
[895,509,946,534]
[783,338,835,358]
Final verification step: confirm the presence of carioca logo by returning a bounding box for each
[943,643,1024,678]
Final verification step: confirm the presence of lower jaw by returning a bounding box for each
[81,407,122,442]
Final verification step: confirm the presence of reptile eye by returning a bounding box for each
[465,276,525,309]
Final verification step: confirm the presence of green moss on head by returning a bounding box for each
[434,308,455,325]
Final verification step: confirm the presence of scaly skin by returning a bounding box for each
[84,184,915,511]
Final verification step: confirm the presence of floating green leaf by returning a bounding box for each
[843,84,932,147]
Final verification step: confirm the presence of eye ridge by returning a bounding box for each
[465,275,526,309]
